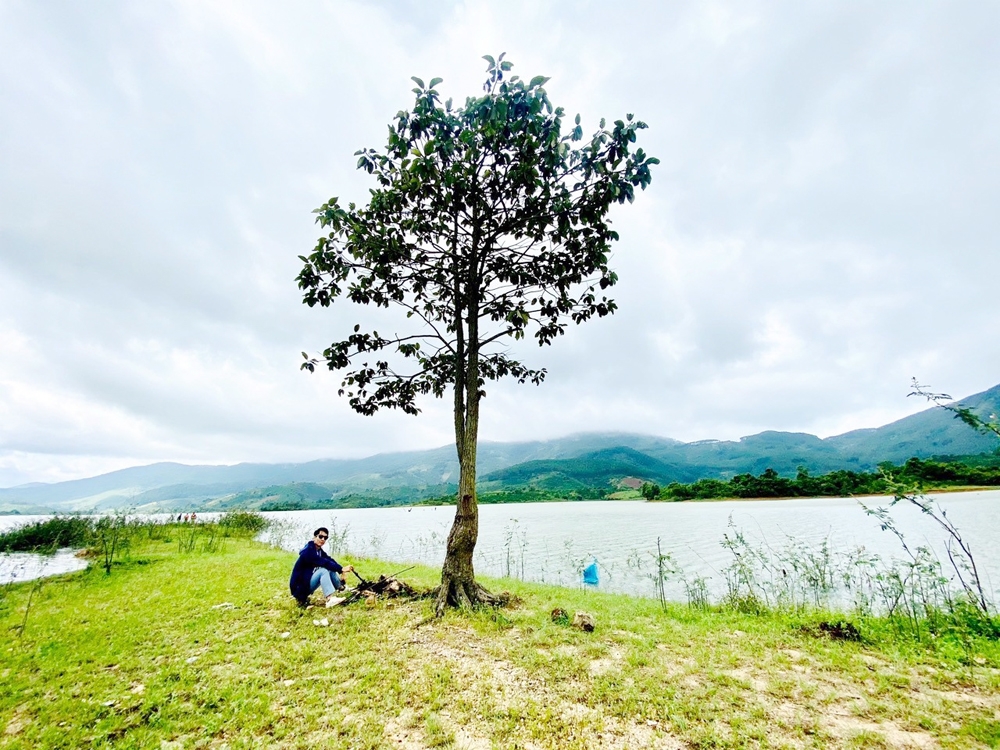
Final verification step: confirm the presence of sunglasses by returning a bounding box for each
[317,534,329,540]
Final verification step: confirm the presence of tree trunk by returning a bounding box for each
[435,256,503,615]
[435,377,505,614]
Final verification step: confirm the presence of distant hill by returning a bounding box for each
[0,435,683,513]
[481,447,697,491]
[647,431,859,477]
[825,384,1000,463]
[1,383,997,513]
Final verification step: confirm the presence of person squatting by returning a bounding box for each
[288,526,355,607]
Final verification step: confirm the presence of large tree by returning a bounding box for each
[297,55,657,614]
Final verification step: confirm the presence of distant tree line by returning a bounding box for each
[415,487,608,506]
[649,457,1000,501]
[260,494,406,511]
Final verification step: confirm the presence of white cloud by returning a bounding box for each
[1,0,999,484]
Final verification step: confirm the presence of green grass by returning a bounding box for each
[2,537,999,749]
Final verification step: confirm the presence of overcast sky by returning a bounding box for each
[1,1,998,487]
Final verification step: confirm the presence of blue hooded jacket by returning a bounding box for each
[289,541,344,603]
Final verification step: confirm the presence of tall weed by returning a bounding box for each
[219,511,269,536]
[93,514,130,574]
[0,516,93,552]
[627,538,680,611]
[502,519,528,580]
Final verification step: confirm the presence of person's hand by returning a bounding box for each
[343,565,354,573]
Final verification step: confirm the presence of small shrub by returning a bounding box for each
[92,515,130,574]
[684,574,711,611]
[201,523,223,553]
[218,511,269,536]
[0,516,93,552]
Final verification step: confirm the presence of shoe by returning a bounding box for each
[325,596,347,608]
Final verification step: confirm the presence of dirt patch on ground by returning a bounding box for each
[684,649,988,749]
[821,707,938,749]
[589,646,625,676]
[399,622,686,749]
[353,611,996,749]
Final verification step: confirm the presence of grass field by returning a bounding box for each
[2,532,999,749]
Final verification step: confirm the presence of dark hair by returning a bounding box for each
[313,527,329,537]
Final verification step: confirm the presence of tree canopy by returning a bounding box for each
[298,54,657,413]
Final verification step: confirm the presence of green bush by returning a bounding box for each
[0,516,93,553]
[218,511,269,535]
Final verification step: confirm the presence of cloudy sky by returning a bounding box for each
[1,1,998,486]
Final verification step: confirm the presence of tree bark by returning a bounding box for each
[434,228,502,616]
[435,386,503,615]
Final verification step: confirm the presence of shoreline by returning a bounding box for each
[650,484,1000,503]
[1,484,996,517]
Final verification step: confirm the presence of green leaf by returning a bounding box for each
[529,75,550,88]
[429,77,443,89]
[411,76,425,89]
[482,54,496,66]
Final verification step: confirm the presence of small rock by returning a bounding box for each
[185,656,198,664]
[646,719,659,727]
[312,618,330,627]
[279,631,291,639]
[129,683,145,695]
[102,700,116,707]
[571,612,595,632]
[282,679,295,686]
[211,602,236,610]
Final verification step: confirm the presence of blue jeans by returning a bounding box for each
[309,568,344,597]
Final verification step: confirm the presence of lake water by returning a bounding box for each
[258,490,1000,604]
[0,547,88,585]
[3,492,999,606]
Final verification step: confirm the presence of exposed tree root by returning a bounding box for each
[433,574,510,617]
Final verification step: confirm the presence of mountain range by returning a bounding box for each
[2,383,998,514]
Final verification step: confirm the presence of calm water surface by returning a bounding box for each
[259,490,1000,602]
[3,492,999,603]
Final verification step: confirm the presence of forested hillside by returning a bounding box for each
[2,383,998,513]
